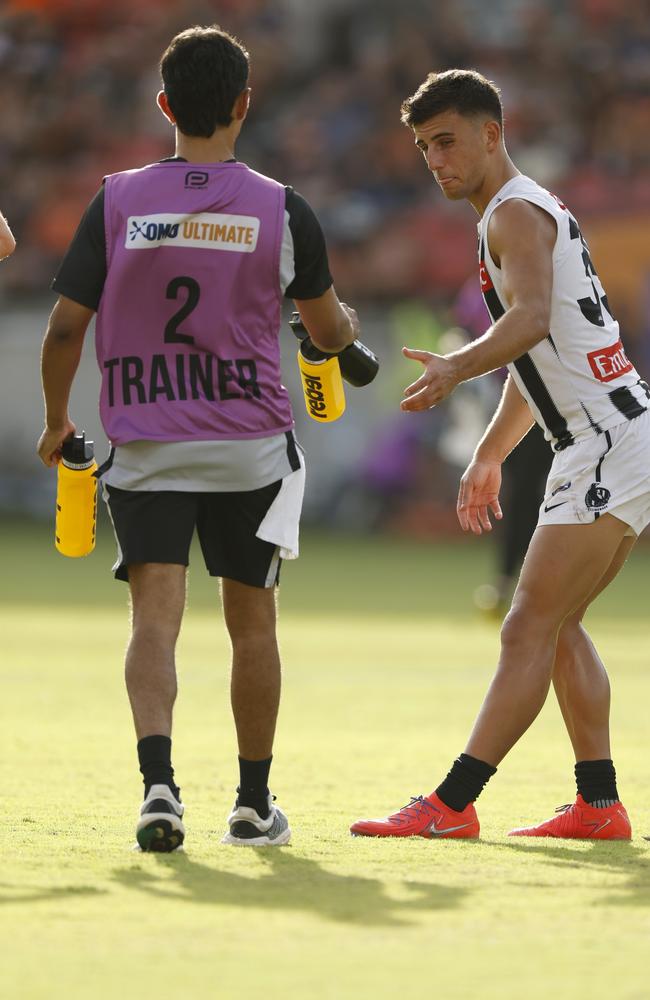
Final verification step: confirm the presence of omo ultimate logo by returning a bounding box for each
[126,213,260,252]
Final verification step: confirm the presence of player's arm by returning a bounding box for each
[475,373,535,464]
[0,211,16,259]
[37,296,95,467]
[284,187,358,354]
[401,199,556,410]
[37,187,106,466]
[457,375,535,534]
[293,286,358,354]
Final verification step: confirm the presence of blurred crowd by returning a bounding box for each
[1,0,649,313]
[1,0,649,538]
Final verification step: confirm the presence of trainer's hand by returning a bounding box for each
[37,419,76,467]
[400,348,460,411]
[457,458,503,535]
[340,302,360,344]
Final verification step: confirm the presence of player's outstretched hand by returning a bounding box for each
[400,348,459,411]
[37,420,76,467]
[457,458,503,535]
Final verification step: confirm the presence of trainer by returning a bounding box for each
[351,69,650,842]
[37,25,358,851]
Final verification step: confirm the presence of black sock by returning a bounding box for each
[237,755,272,819]
[575,759,619,807]
[137,735,180,801]
[435,753,497,812]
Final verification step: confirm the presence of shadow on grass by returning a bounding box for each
[0,883,108,904]
[111,850,470,927]
[486,839,650,906]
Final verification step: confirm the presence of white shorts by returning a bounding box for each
[538,410,650,537]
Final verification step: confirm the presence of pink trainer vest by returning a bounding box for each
[96,161,293,444]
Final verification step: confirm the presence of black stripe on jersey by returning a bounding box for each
[579,402,604,434]
[479,239,574,451]
[511,354,574,451]
[285,431,301,472]
[609,384,647,421]
[548,334,603,435]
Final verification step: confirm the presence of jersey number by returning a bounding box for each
[164,276,199,345]
[569,217,614,328]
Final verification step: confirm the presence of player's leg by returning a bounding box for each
[351,514,629,839]
[126,563,186,740]
[126,564,187,851]
[222,578,281,762]
[103,486,194,851]
[196,481,292,846]
[506,532,636,838]
[462,515,629,765]
[552,534,636,762]
[219,577,290,846]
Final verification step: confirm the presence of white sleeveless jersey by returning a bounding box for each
[478,174,649,451]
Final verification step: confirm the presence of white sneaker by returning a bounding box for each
[221,793,291,847]
[136,784,185,852]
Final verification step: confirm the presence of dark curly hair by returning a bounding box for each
[401,69,503,128]
[160,25,249,138]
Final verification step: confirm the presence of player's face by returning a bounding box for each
[412,111,491,201]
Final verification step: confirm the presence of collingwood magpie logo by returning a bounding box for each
[585,483,611,510]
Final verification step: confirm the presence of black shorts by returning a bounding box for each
[103,481,283,588]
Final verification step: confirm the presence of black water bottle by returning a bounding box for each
[289,313,379,387]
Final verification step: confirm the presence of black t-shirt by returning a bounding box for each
[52,158,333,310]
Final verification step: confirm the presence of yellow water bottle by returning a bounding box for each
[289,312,379,423]
[55,432,98,558]
[297,342,346,422]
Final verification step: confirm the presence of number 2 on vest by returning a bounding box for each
[164,276,199,344]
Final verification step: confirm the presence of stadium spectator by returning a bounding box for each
[1,0,649,310]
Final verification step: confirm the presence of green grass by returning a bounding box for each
[2,520,650,999]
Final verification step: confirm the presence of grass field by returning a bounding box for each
[2,518,649,1000]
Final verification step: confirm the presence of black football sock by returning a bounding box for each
[237,755,272,819]
[575,759,619,808]
[435,753,497,812]
[137,735,180,801]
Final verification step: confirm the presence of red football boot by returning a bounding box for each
[350,792,479,839]
[508,795,631,839]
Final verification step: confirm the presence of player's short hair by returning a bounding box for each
[400,69,503,129]
[160,25,249,137]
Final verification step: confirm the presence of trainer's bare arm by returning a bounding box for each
[293,286,359,354]
[37,295,95,467]
[401,199,556,411]
[457,375,535,535]
[0,211,16,259]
